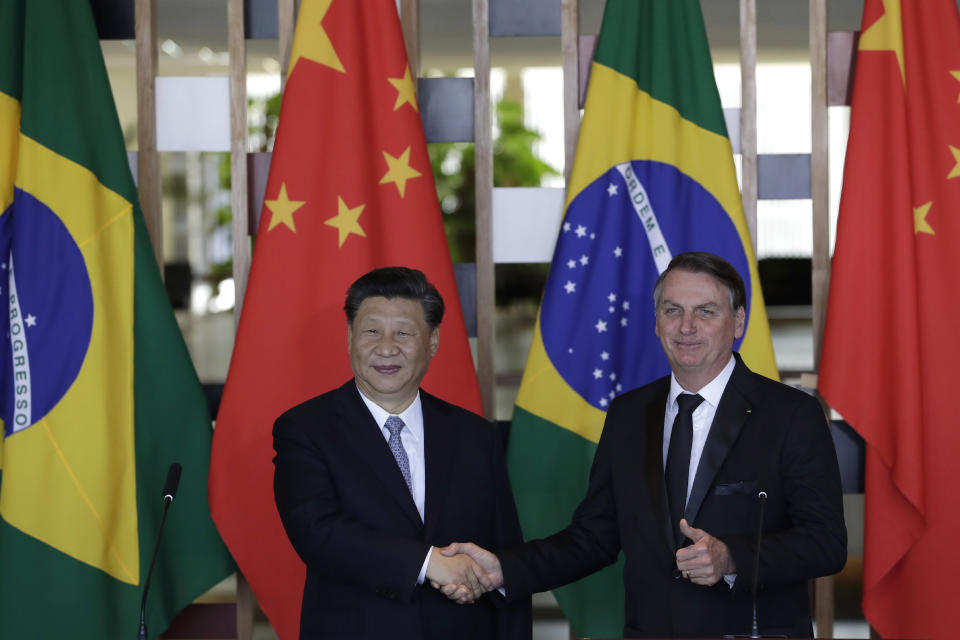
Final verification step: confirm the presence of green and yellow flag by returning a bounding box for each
[507,0,777,635]
[0,1,233,636]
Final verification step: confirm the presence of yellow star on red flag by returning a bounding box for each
[265,183,306,232]
[379,147,422,198]
[913,201,934,236]
[948,145,960,180]
[859,0,905,88]
[324,196,366,247]
[951,71,960,102]
[388,65,418,112]
[289,0,345,74]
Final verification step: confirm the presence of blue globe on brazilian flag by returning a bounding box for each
[0,1,232,637]
[507,1,777,637]
[1,187,95,437]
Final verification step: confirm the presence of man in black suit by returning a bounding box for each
[273,266,531,640]
[443,252,846,637]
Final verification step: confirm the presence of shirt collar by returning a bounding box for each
[668,354,736,411]
[356,387,424,442]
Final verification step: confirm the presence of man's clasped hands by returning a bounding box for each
[424,518,736,604]
[424,542,501,604]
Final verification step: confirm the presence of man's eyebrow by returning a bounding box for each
[658,300,720,308]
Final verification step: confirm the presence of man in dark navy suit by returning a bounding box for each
[273,266,530,640]
[444,252,846,638]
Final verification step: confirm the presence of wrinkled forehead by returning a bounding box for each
[657,271,744,315]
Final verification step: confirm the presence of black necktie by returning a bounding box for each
[665,393,704,548]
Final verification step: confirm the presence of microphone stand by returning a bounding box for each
[725,490,776,639]
[137,463,182,640]
[749,491,768,639]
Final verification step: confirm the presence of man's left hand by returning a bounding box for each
[675,518,735,586]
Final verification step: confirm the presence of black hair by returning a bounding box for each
[344,266,445,328]
[652,252,747,311]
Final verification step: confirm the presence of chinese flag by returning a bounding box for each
[819,1,960,639]
[208,1,482,637]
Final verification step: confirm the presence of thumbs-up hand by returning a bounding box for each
[675,518,735,586]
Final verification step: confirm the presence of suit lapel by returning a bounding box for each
[640,382,677,553]
[336,383,423,530]
[684,359,752,525]
[421,391,455,539]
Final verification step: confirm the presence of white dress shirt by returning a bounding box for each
[661,355,737,587]
[357,389,433,583]
[662,354,736,499]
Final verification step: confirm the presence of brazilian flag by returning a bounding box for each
[0,1,233,637]
[507,0,778,636]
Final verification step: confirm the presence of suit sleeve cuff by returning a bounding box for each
[417,547,432,584]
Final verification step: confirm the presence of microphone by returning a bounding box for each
[749,491,768,639]
[163,463,182,503]
[138,463,182,640]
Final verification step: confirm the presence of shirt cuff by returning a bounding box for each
[417,547,432,584]
[723,573,737,589]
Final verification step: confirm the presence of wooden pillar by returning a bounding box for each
[134,0,162,270]
[739,0,758,252]
[810,0,835,635]
[810,0,830,368]
[278,0,296,93]
[229,0,251,325]
[226,10,255,640]
[235,572,255,640]
[473,0,495,419]
[561,0,580,182]
[400,0,421,79]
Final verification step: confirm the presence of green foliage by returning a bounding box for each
[206,92,282,281]
[213,91,283,230]
[429,98,559,262]
[492,99,559,187]
[209,258,233,282]
[249,91,283,153]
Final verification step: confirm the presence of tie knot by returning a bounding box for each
[676,393,704,416]
[385,415,405,437]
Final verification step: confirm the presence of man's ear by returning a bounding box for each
[429,327,440,357]
[734,306,746,339]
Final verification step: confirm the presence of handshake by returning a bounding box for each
[421,519,735,605]
[424,542,503,604]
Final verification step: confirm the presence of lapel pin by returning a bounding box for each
[746,408,752,414]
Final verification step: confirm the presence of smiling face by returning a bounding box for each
[654,269,745,391]
[348,296,439,414]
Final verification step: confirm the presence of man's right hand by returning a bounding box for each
[425,547,491,604]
